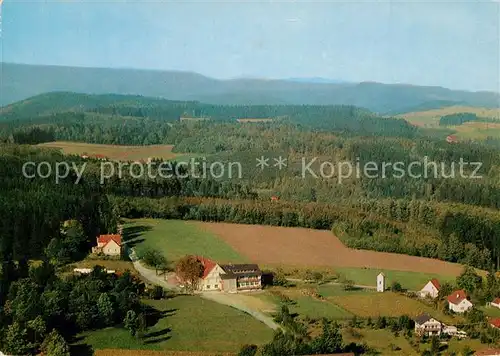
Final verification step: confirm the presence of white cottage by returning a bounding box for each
[419,278,441,299]
[447,289,473,313]
[377,272,385,292]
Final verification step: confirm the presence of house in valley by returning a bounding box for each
[196,257,262,293]
[92,234,122,256]
[419,278,441,299]
[490,297,500,309]
[447,289,473,313]
[414,313,443,336]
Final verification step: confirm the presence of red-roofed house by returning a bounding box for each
[419,279,441,299]
[491,297,500,309]
[92,234,122,256]
[187,256,262,293]
[490,318,500,329]
[447,289,473,313]
[446,135,459,144]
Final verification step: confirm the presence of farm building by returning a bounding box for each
[446,135,459,144]
[491,297,500,309]
[419,278,441,299]
[447,289,473,313]
[414,313,443,336]
[92,234,122,256]
[195,257,262,293]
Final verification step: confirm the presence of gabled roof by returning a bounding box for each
[430,278,441,290]
[197,256,217,279]
[447,289,469,305]
[414,313,435,325]
[97,234,122,245]
[492,297,500,305]
[490,318,500,329]
[220,263,261,275]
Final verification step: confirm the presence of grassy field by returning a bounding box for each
[77,295,273,353]
[343,327,415,355]
[95,351,234,356]
[333,267,456,291]
[481,306,500,318]
[123,219,247,265]
[37,141,191,161]
[397,106,500,126]
[329,292,459,324]
[125,219,462,287]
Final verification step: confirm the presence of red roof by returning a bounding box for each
[492,297,500,305]
[446,135,459,143]
[97,234,122,245]
[490,318,500,329]
[430,278,441,290]
[197,256,217,279]
[447,289,468,305]
[475,348,500,356]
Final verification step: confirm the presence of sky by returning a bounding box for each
[1,0,499,92]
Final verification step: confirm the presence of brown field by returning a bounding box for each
[236,118,273,123]
[179,117,211,122]
[95,351,234,356]
[37,141,179,161]
[196,222,464,276]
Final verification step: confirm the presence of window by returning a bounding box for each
[207,285,211,289]
[214,284,218,289]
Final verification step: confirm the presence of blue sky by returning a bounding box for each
[1,0,499,92]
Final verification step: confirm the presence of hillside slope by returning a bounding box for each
[2,63,499,113]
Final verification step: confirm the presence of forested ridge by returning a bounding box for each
[1,90,500,352]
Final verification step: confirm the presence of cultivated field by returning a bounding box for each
[398,106,500,124]
[78,295,273,353]
[37,141,183,161]
[196,222,465,276]
[236,118,274,123]
[328,292,457,323]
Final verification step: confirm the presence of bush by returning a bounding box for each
[391,281,403,292]
[149,285,164,300]
[238,344,258,356]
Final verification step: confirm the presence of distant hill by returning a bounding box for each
[1,62,499,114]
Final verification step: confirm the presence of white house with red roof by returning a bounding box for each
[419,278,441,299]
[92,234,122,256]
[447,289,473,313]
[491,297,500,309]
[195,257,262,293]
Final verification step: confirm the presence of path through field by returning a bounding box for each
[196,222,465,276]
[128,247,280,331]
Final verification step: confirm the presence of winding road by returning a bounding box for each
[128,247,281,331]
